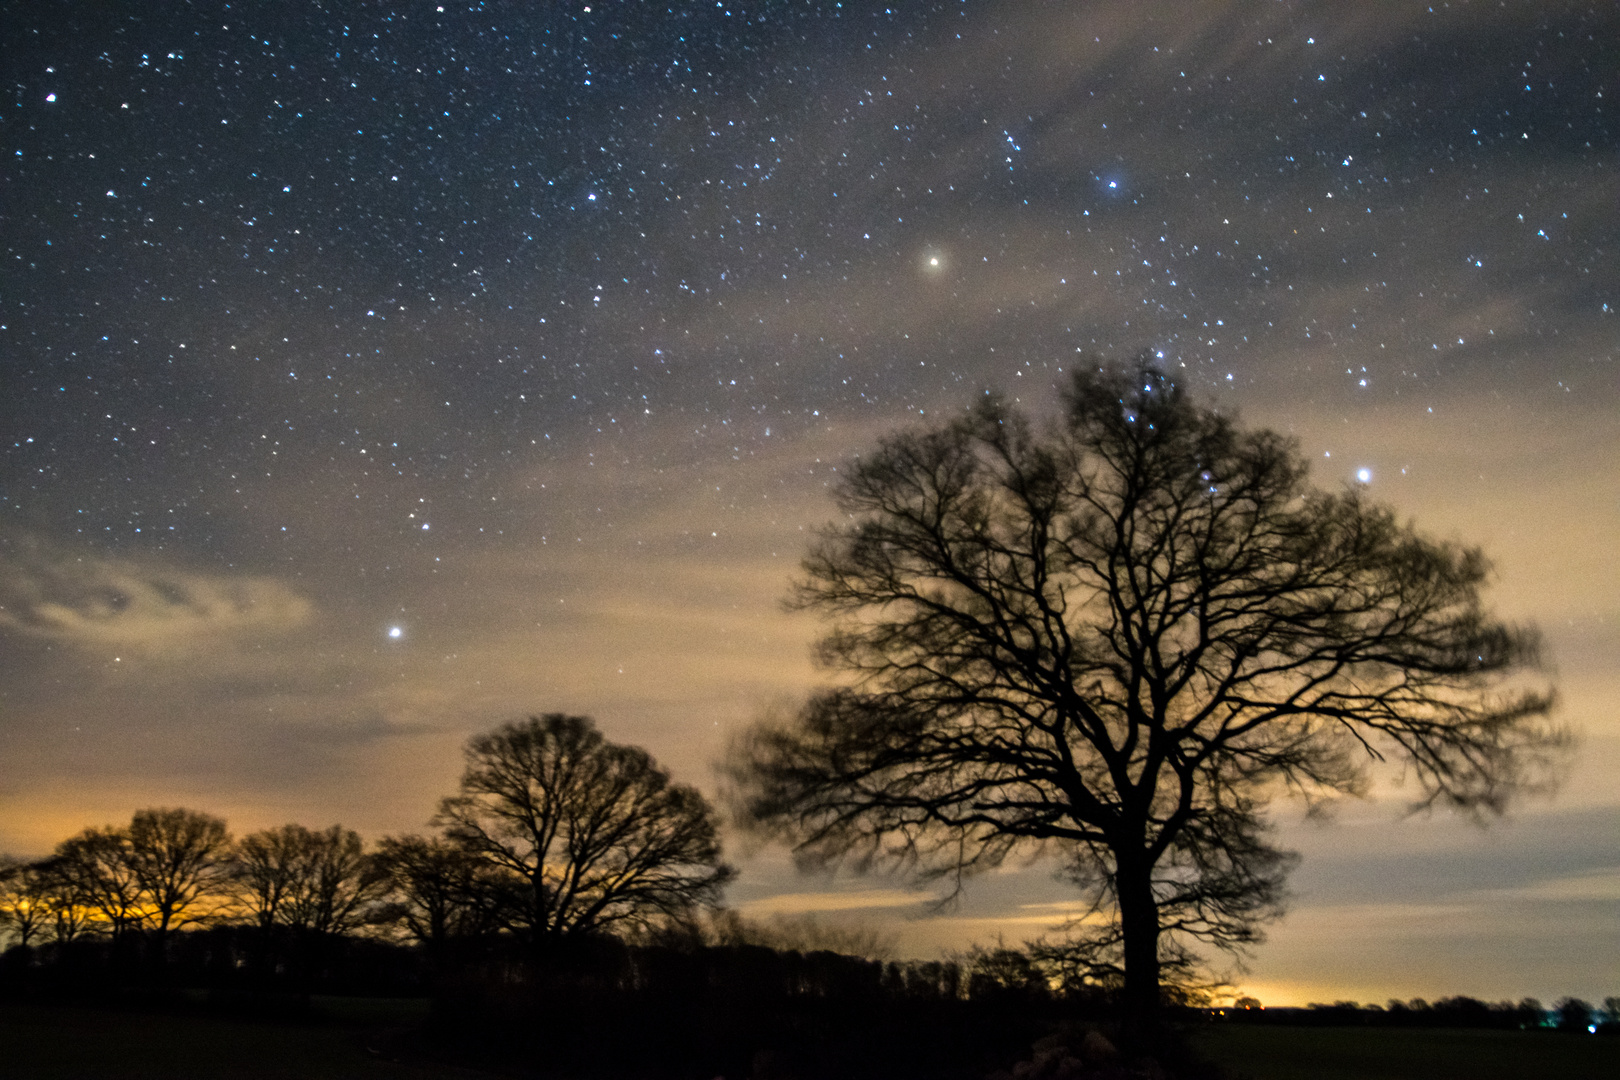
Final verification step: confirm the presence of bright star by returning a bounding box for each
[388,626,403,639]
[1356,468,1372,484]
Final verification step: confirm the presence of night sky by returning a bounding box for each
[3,0,1616,1006]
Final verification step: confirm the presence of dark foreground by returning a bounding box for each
[0,998,489,1080]
[1194,1024,1620,1080]
[2,999,1617,1080]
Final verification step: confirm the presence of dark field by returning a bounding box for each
[0,998,488,1080]
[3,1000,1618,1080]
[1194,1024,1620,1080]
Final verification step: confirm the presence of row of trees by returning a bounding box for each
[0,714,731,977]
[0,815,400,958]
[1274,996,1620,1033]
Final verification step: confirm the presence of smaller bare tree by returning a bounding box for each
[50,827,145,944]
[233,823,388,986]
[281,825,388,938]
[374,834,509,969]
[235,824,387,938]
[0,857,52,949]
[32,854,97,945]
[435,714,733,958]
[126,808,234,957]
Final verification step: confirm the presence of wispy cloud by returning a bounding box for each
[1475,867,1620,904]
[0,549,312,651]
[739,889,936,915]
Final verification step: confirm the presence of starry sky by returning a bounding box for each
[2,0,1616,1006]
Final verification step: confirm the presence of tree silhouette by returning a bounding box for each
[727,365,1561,1030]
[0,857,51,949]
[374,833,508,971]
[233,823,388,987]
[234,824,305,934]
[28,809,236,961]
[35,857,95,945]
[49,827,145,945]
[435,714,733,960]
[235,823,386,937]
[126,807,233,960]
[1555,997,1594,1032]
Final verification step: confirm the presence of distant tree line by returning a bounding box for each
[0,716,1124,1008]
[1235,996,1620,1034]
[0,715,731,989]
[2,712,1612,1080]
[1,714,1611,1029]
[0,809,417,992]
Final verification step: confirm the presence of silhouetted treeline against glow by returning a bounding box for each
[0,809,425,994]
[0,714,734,990]
[1235,996,1620,1034]
[4,713,1612,1080]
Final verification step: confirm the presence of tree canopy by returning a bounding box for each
[0,717,735,980]
[234,823,388,938]
[126,808,233,949]
[727,365,1561,1026]
[436,713,733,953]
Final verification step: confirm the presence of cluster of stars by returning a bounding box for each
[1,2,1609,574]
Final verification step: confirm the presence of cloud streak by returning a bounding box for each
[0,548,312,652]
[740,889,936,915]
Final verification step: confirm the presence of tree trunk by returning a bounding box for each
[1116,855,1162,1040]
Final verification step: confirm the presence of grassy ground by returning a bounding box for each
[0,997,491,1080]
[1193,1024,1620,1080]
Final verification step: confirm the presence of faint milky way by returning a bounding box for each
[2,0,1616,1005]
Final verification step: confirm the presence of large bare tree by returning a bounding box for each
[435,714,733,956]
[727,366,1561,1028]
